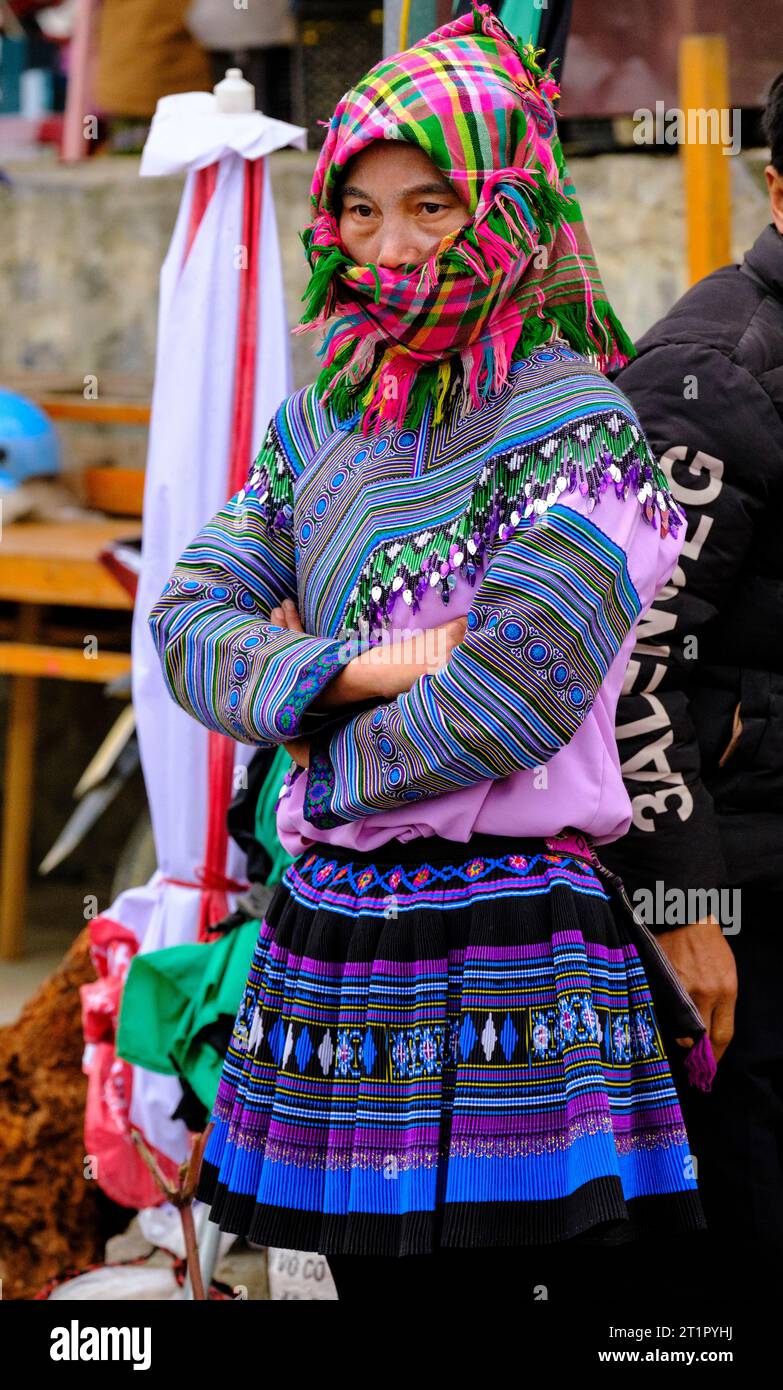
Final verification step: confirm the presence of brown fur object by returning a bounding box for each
[0,928,105,1300]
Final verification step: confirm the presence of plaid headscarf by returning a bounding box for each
[293,1,634,437]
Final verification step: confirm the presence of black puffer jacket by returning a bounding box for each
[600,222,783,901]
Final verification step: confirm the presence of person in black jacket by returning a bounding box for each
[602,75,783,1296]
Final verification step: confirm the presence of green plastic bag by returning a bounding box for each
[255,745,298,885]
[117,747,297,1110]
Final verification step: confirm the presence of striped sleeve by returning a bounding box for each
[147,409,355,748]
[301,505,642,825]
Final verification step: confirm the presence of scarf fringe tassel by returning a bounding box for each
[307,296,636,439]
[683,1034,717,1092]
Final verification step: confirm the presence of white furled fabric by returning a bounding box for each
[82,96,307,1204]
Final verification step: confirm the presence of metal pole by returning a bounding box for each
[385,1,445,57]
[182,1205,222,1300]
[384,0,404,56]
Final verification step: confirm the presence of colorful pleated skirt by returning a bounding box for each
[195,832,706,1256]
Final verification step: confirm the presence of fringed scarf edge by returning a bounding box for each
[304,299,636,440]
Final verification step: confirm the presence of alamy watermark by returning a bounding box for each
[51,1319,151,1370]
[335,619,454,667]
[633,102,741,156]
[632,882,741,935]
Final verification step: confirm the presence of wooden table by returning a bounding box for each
[0,516,142,959]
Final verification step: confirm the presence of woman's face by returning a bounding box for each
[335,140,471,270]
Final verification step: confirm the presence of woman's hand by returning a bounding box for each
[270,597,304,634]
[269,595,468,741]
[351,614,468,701]
[284,737,310,769]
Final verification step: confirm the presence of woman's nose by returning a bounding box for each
[376,246,419,268]
[375,226,420,268]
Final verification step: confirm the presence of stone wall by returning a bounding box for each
[0,147,772,474]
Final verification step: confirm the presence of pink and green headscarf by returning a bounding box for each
[293,0,635,437]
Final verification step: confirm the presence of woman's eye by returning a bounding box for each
[346,202,448,218]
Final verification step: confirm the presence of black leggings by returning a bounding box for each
[326,1231,714,1303]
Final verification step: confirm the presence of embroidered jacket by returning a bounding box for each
[147,341,685,851]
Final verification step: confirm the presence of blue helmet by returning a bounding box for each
[0,390,61,490]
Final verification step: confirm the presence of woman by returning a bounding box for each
[148,3,712,1302]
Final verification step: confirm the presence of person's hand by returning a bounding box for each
[314,612,468,709]
[656,916,738,1064]
[350,613,468,700]
[270,597,304,633]
[284,736,310,769]
[267,595,468,724]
